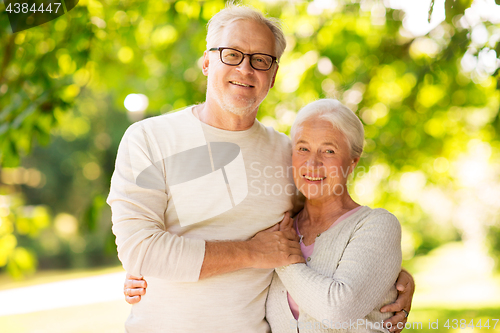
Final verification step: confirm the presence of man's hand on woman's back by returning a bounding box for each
[381,269,414,332]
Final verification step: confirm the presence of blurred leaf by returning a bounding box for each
[444,0,474,24]
[1,0,500,278]
[82,194,106,232]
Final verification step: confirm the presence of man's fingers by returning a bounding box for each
[281,229,299,242]
[392,320,407,333]
[395,269,414,293]
[279,211,293,231]
[287,243,303,255]
[383,311,407,332]
[270,224,280,232]
[249,229,305,269]
[396,282,408,292]
[278,236,301,251]
[287,254,306,264]
[276,237,301,252]
[282,241,304,264]
[380,299,404,313]
[262,223,280,233]
[275,236,303,264]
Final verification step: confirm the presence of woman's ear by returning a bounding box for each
[349,157,360,175]
[352,157,360,169]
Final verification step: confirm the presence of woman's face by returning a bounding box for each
[292,119,359,201]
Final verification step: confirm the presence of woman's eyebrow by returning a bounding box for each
[294,140,340,150]
[322,141,339,149]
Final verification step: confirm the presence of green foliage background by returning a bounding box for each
[0,0,499,278]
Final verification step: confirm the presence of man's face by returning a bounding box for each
[203,19,278,116]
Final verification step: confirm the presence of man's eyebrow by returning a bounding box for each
[226,45,274,55]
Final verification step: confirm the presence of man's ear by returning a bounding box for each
[270,64,278,89]
[202,51,209,76]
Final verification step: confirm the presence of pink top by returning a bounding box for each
[287,206,364,320]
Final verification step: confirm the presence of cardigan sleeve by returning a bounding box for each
[276,211,402,322]
[107,123,206,282]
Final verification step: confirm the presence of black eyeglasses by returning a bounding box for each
[208,47,277,71]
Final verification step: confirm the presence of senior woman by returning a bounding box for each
[123,99,407,332]
[265,99,402,332]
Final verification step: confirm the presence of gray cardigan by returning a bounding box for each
[266,206,402,333]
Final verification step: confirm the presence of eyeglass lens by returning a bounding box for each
[221,48,273,70]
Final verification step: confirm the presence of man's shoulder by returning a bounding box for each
[141,107,191,127]
[256,121,291,146]
[124,107,192,135]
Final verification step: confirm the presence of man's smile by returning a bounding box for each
[229,80,254,88]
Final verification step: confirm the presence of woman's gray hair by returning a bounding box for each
[206,3,287,60]
[291,99,365,159]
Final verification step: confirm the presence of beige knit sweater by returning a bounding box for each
[266,206,402,333]
[107,107,299,332]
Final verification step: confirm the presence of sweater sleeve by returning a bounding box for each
[107,123,206,282]
[276,212,402,322]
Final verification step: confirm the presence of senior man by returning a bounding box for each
[108,4,414,333]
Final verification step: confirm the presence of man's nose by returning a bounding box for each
[236,55,254,74]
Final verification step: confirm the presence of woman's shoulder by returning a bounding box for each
[365,206,398,218]
[353,206,401,230]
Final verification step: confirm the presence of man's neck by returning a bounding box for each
[194,102,257,131]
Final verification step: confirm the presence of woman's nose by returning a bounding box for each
[306,153,322,167]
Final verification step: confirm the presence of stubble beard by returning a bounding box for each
[209,83,262,116]
[206,78,268,116]
[222,94,259,116]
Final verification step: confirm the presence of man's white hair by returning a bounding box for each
[206,2,286,60]
[291,99,365,159]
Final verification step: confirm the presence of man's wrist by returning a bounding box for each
[202,240,254,277]
[240,238,259,269]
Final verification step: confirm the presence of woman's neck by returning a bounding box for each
[297,195,360,244]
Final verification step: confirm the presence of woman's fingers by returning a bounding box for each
[124,279,147,289]
[124,287,146,297]
[125,295,142,305]
[124,274,147,289]
[124,274,147,305]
